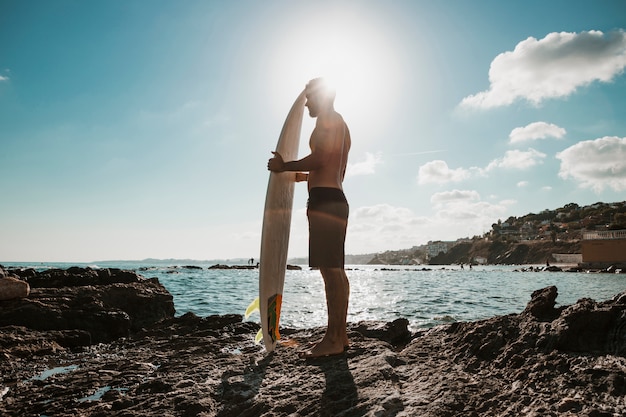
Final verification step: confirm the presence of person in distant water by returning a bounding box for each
[268,78,351,358]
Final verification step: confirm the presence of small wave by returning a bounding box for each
[433,315,456,323]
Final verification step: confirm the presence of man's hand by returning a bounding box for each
[267,151,285,172]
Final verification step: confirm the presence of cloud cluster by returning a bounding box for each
[417,147,546,184]
[417,133,626,194]
[557,136,626,192]
[509,122,566,144]
[485,148,546,171]
[461,30,626,109]
[430,189,480,204]
[347,152,383,177]
[417,160,471,184]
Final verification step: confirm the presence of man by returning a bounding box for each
[268,78,351,358]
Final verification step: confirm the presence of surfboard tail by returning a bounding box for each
[254,328,263,344]
[245,297,260,319]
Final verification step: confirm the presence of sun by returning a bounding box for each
[267,8,404,136]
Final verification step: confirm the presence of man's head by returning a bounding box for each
[305,77,336,117]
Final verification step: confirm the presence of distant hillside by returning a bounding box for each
[371,200,625,265]
[428,239,580,265]
[361,237,582,266]
[289,200,625,266]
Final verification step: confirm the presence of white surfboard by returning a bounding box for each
[253,90,306,352]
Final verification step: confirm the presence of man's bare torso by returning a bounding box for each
[307,111,351,191]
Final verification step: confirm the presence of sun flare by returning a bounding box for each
[268,9,403,135]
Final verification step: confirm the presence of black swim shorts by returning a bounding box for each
[307,187,349,268]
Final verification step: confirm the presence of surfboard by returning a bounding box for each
[250,89,306,352]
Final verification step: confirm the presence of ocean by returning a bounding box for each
[3,261,625,330]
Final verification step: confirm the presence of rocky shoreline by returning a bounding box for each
[1,266,625,416]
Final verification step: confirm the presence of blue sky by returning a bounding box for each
[1,0,625,262]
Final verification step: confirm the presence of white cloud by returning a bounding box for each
[430,189,480,204]
[499,199,517,206]
[485,148,546,171]
[418,149,546,185]
[509,122,566,144]
[417,160,470,184]
[461,30,626,109]
[556,136,626,192]
[0,75,8,82]
[517,181,529,187]
[347,152,382,176]
[435,200,509,222]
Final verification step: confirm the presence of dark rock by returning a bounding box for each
[353,318,412,346]
[556,397,583,413]
[543,265,563,272]
[552,296,626,355]
[523,286,561,320]
[208,264,257,270]
[10,266,142,288]
[205,264,302,271]
[0,266,31,301]
[0,267,174,344]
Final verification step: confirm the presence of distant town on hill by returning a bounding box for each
[331,200,626,266]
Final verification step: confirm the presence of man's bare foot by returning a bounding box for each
[299,338,346,359]
[305,338,350,350]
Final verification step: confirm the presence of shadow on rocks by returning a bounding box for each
[214,351,273,417]
[308,354,359,417]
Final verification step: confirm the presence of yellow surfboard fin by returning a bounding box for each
[245,297,259,319]
[254,328,263,344]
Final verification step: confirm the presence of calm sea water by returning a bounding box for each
[3,261,625,330]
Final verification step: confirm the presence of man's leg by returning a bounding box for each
[305,267,350,357]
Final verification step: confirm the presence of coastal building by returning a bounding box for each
[581,229,626,268]
[426,241,450,258]
[520,222,535,239]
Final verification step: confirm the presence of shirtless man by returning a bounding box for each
[268,78,351,358]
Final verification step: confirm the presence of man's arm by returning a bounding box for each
[271,151,325,172]
[268,125,332,172]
